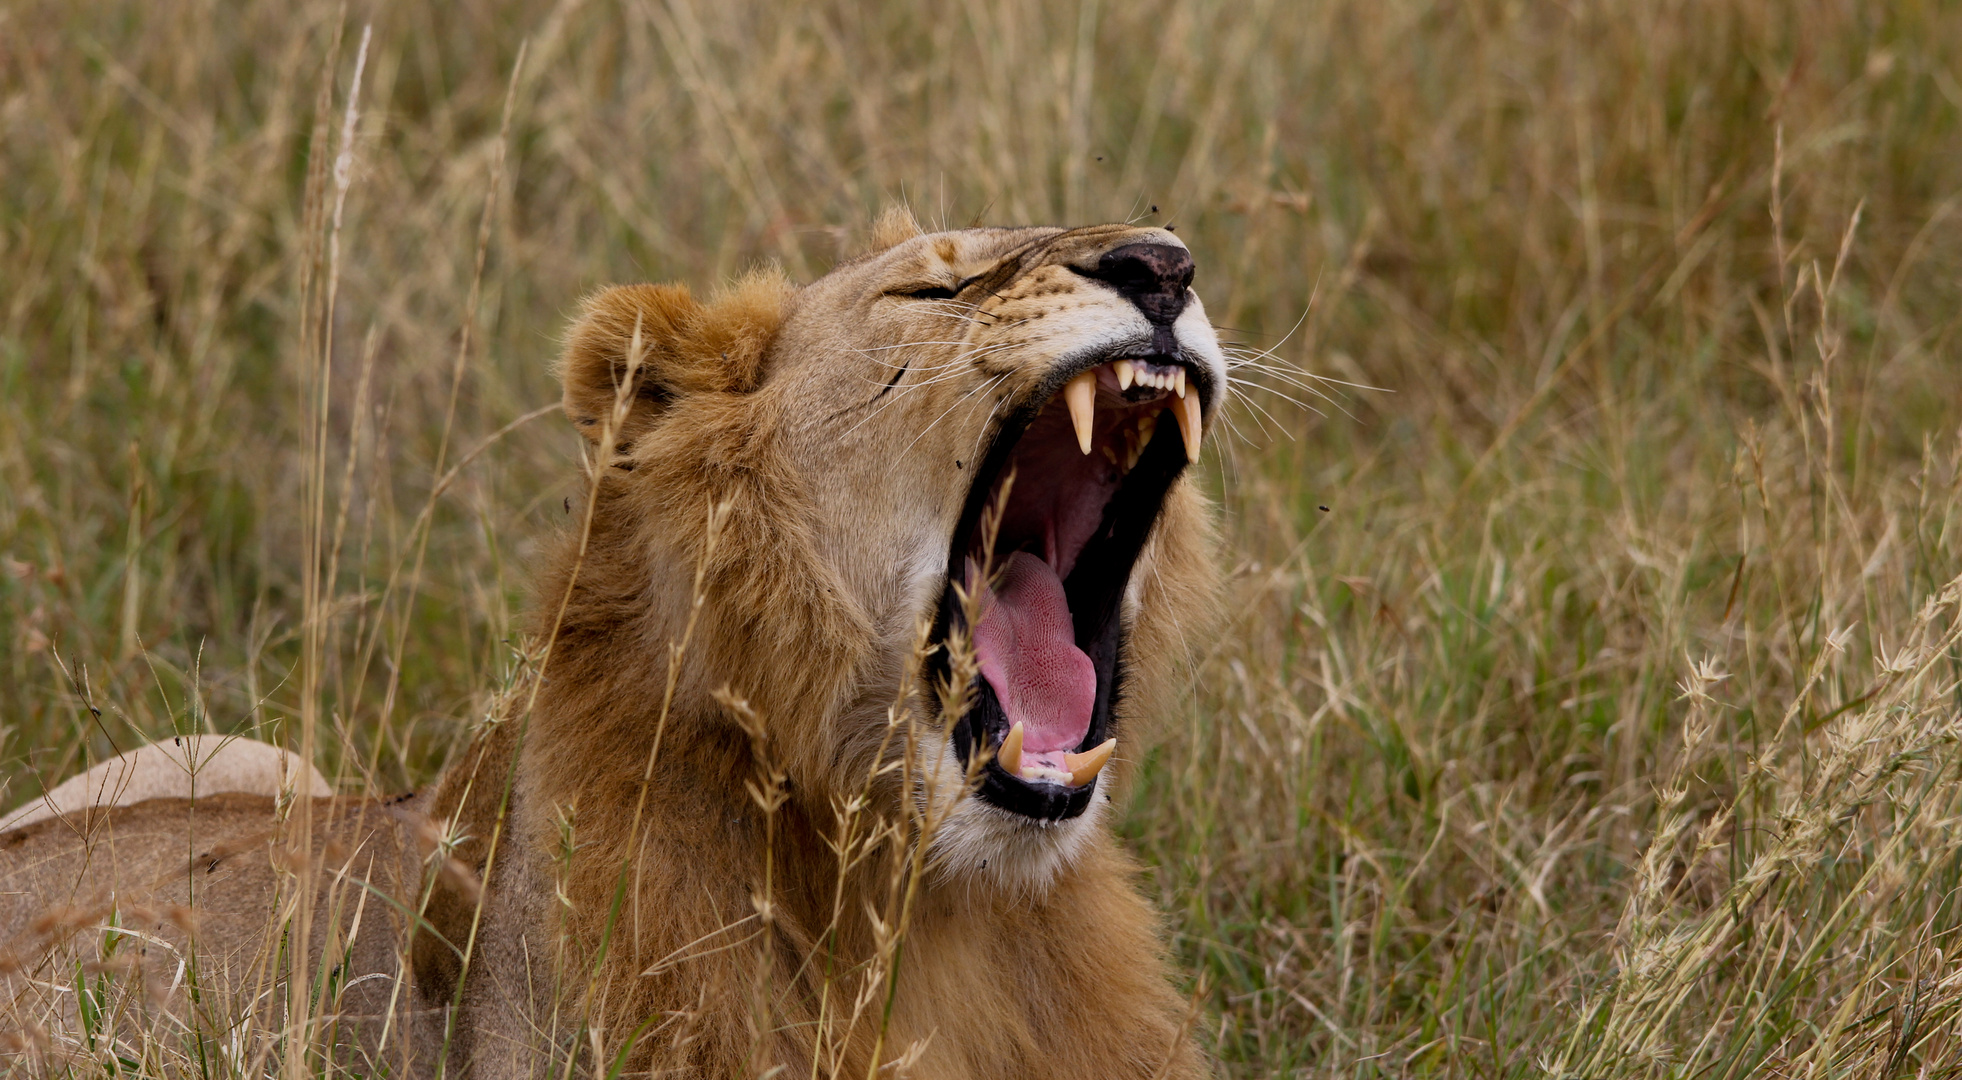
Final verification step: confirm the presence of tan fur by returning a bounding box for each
[0,222,1226,1078]
[867,203,929,254]
[0,735,332,834]
[0,795,439,1074]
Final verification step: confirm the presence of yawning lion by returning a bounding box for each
[0,213,1225,1079]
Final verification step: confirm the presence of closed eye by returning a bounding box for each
[899,285,958,300]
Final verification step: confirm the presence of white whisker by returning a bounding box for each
[848,346,1022,438]
[1231,382,1308,432]
[888,371,1015,474]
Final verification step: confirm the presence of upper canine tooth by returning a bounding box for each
[998,721,1025,776]
[1065,739,1117,787]
[1064,370,1096,455]
[1173,390,1202,463]
[1113,359,1135,391]
[1174,368,1187,398]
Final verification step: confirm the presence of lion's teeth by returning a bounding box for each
[1114,359,1135,391]
[1128,413,1156,470]
[1172,391,1202,462]
[1064,370,1096,455]
[998,721,1025,776]
[1174,367,1187,399]
[1065,739,1117,787]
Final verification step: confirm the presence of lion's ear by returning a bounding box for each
[558,272,790,444]
[864,204,925,254]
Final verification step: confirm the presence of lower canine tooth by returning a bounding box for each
[1114,359,1135,391]
[998,721,1025,776]
[1172,391,1203,462]
[1064,370,1096,455]
[1065,739,1117,787]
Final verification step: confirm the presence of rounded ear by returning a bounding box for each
[864,204,925,255]
[557,272,791,445]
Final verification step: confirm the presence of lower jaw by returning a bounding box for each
[951,677,1106,823]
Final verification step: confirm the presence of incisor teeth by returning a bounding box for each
[1174,367,1187,398]
[1172,391,1203,463]
[1064,370,1096,455]
[998,721,1025,776]
[1065,739,1117,787]
[1114,359,1135,391]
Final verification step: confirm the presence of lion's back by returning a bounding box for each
[0,795,440,1076]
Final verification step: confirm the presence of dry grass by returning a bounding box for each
[5,0,1962,1075]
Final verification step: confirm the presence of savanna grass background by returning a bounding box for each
[6,0,1962,1075]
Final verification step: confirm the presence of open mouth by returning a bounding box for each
[933,355,1207,822]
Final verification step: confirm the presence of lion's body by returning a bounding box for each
[0,736,331,834]
[1,216,1223,1078]
[0,794,437,1075]
[440,709,1205,1079]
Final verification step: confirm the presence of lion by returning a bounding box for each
[0,735,331,834]
[0,213,1226,1079]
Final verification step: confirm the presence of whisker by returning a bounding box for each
[1222,352,1377,413]
[1208,272,1334,390]
[889,371,1015,473]
[854,341,1019,380]
[1214,391,1263,444]
[1238,382,1329,417]
[860,340,983,353]
[1223,351,1388,396]
[846,345,1022,436]
[967,371,1026,464]
[1224,359,1352,406]
[1231,382,1312,431]
[1235,364,1388,395]
[920,300,1000,324]
[1229,369,1350,423]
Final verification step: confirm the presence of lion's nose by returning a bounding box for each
[1082,242,1195,327]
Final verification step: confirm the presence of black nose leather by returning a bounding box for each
[1084,243,1194,326]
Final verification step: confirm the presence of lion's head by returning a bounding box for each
[543,213,1223,892]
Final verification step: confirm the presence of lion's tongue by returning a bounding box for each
[973,552,1096,755]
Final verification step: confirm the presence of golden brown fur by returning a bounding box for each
[441,216,1225,1077]
[0,216,1225,1078]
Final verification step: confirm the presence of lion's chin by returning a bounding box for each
[926,738,1113,893]
[934,355,1207,826]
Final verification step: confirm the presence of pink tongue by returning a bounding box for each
[972,552,1096,754]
